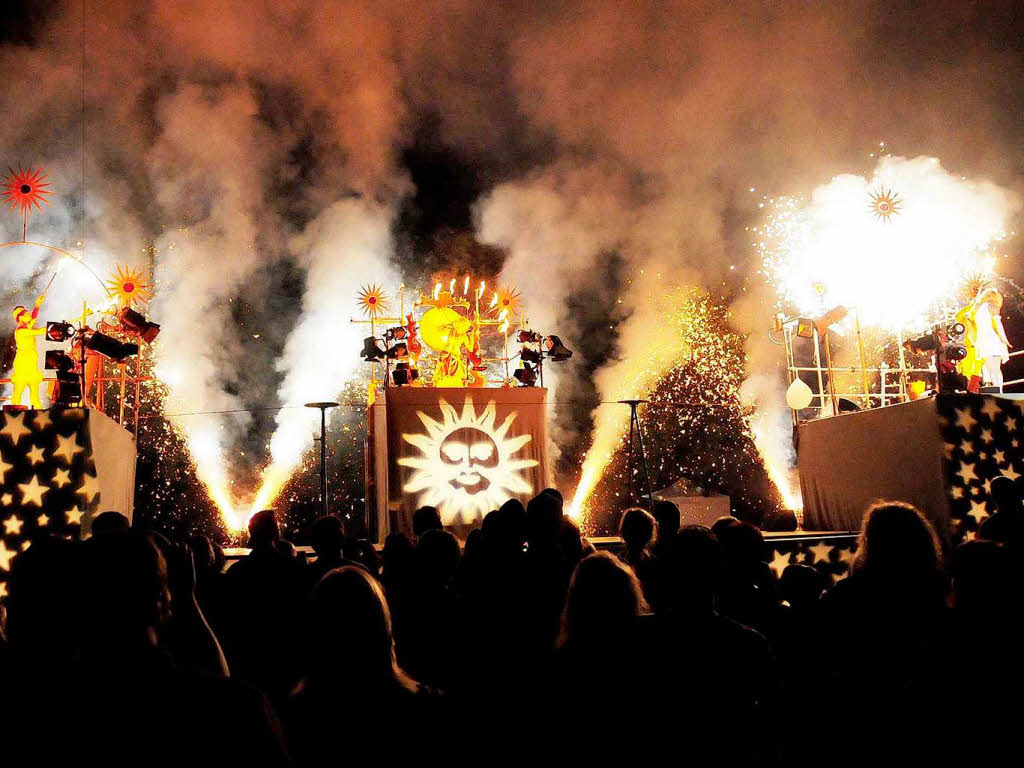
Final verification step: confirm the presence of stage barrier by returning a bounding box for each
[368,387,550,541]
[798,393,1023,545]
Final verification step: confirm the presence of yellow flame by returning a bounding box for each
[463,275,470,294]
[433,283,441,300]
[449,278,456,293]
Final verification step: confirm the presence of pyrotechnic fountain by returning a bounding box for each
[752,154,1019,517]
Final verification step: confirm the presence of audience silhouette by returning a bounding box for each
[2,487,1019,765]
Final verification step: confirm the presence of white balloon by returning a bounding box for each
[786,378,814,410]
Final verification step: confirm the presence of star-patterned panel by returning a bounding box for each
[765,534,858,587]
[937,394,1024,544]
[1,408,100,598]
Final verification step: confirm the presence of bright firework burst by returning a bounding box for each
[2,166,51,217]
[868,187,902,221]
[756,155,1012,331]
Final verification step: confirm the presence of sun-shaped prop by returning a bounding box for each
[398,397,539,525]
[106,263,154,308]
[2,166,51,217]
[489,286,521,315]
[357,284,390,318]
[868,187,902,222]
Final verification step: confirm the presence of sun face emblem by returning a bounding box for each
[868,187,902,222]
[399,398,539,525]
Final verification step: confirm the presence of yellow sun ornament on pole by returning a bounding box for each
[357,284,390,318]
[490,286,521,315]
[106,264,154,308]
[868,187,902,222]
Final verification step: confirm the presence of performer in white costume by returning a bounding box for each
[973,287,1012,391]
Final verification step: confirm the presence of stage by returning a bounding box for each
[797,393,1024,546]
[367,386,551,540]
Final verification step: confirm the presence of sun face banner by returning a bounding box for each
[382,387,550,528]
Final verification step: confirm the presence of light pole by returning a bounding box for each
[305,401,340,517]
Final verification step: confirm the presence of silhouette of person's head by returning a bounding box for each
[80,531,170,651]
[619,507,655,554]
[485,498,527,554]
[412,506,443,538]
[311,516,344,562]
[561,552,646,649]
[91,511,130,535]
[853,501,940,582]
[779,563,825,609]
[717,520,766,574]
[4,536,80,653]
[527,492,561,549]
[711,515,742,538]
[187,535,217,576]
[653,500,681,544]
[248,509,279,551]
[952,539,1012,614]
[664,525,721,613]
[989,475,1021,515]
[416,529,461,588]
[306,566,414,689]
[541,487,564,513]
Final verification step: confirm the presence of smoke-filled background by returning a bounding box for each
[3,1,1024,538]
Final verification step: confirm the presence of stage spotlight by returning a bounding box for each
[521,347,542,364]
[45,321,74,343]
[814,305,849,335]
[119,307,161,343]
[795,318,815,339]
[949,322,965,336]
[945,344,967,362]
[86,332,139,361]
[361,336,386,361]
[45,350,75,371]
[518,330,541,344]
[391,362,419,386]
[544,335,573,361]
[513,363,538,387]
[385,326,408,341]
[386,342,409,360]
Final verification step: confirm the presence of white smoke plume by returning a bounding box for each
[251,199,399,522]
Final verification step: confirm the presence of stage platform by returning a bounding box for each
[798,393,1022,546]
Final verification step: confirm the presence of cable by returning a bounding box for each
[139,398,782,420]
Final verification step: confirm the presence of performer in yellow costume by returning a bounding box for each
[10,292,47,408]
[956,286,1011,393]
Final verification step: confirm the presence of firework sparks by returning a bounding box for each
[757,156,1014,331]
[569,287,784,530]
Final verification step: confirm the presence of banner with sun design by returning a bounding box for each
[382,387,550,528]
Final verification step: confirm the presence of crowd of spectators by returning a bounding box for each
[0,489,1020,765]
